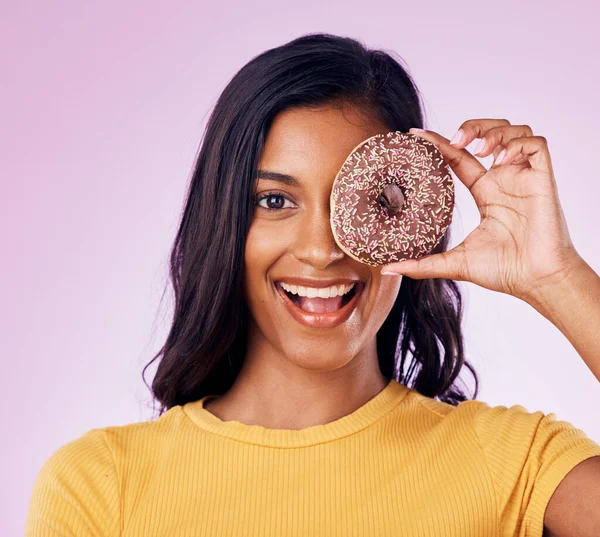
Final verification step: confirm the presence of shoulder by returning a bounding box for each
[99,404,188,459]
[406,388,570,434]
[407,391,600,467]
[25,427,120,536]
[46,404,187,463]
[25,406,186,536]
[407,392,600,536]
[32,427,117,486]
[404,388,484,423]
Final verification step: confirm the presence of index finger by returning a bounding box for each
[409,128,487,192]
[449,118,512,148]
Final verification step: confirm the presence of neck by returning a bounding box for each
[203,337,388,430]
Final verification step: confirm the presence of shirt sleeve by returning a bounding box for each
[471,400,600,537]
[24,428,121,536]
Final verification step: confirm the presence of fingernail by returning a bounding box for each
[410,128,425,133]
[473,139,486,155]
[449,129,465,146]
[494,149,506,166]
[381,271,402,276]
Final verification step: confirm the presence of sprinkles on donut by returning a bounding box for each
[330,131,455,266]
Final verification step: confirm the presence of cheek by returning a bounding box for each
[244,222,287,267]
[243,222,289,296]
[369,277,402,316]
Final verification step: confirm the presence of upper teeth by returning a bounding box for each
[279,282,355,299]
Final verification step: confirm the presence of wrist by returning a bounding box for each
[524,254,596,318]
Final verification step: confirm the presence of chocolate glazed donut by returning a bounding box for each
[330,131,455,267]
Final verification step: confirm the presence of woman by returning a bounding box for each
[25,32,600,537]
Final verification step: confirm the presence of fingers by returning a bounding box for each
[449,118,513,150]
[381,245,468,281]
[492,135,554,175]
[408,128,487,192]
[470,125,534,159]
[421,119,553,175]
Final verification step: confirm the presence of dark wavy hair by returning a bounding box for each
[142,32,479,417]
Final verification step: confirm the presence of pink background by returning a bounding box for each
[3,1,599,533]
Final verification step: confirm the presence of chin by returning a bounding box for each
[278,339,361,371]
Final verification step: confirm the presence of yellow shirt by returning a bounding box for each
[25,378,600,536]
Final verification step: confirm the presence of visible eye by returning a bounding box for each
[255,191,296,211]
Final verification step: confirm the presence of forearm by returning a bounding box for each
[524,257,600,383]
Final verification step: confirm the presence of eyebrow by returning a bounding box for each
[256,169,301,188]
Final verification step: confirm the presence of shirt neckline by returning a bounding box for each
[181,378,410,448]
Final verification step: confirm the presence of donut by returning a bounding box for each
[329,131,454,267]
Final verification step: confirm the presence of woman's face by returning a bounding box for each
[244,103,403,372]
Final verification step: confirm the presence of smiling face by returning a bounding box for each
[243,102,403,374]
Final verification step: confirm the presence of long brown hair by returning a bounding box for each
[143,32,479,416]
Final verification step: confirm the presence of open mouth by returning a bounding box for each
[275,281,364,314]
[282,284,358,310]
[274,281,365,328]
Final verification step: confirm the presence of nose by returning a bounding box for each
[293,206,345,269]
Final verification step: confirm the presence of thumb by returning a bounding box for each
[380,247,466,281]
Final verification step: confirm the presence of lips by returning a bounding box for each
[275,281,365,329]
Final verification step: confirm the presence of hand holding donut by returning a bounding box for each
[380,119,585,302]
